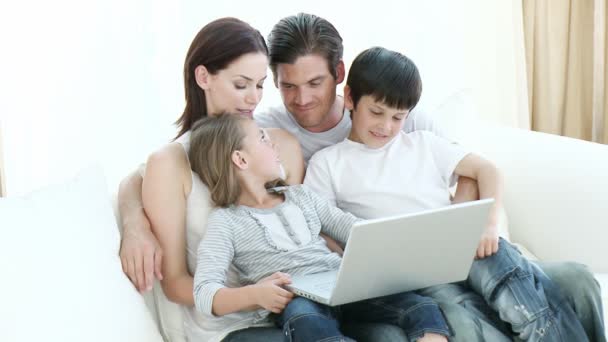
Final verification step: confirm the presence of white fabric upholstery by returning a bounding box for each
[0,121,6,197]
[0,166,164,342]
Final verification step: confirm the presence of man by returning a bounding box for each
[118,13,605,342]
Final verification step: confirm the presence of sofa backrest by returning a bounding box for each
[440,117,608,273]
[0,121,6,197]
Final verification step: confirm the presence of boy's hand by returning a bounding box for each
[253,272,294,313]
[476,224,499,259]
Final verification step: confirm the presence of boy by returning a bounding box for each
[304,46,592,341]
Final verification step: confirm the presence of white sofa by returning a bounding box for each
[1,117,605,341]
[129,115,607,341]
[438,114,608,324]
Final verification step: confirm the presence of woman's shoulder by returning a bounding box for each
[145,141,192,193]
[148,141,188,164]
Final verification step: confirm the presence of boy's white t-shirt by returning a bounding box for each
[304,131,469,220]
[255,104,442,163]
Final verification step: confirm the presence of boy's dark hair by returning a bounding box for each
[347,47,422,111]
[267,13,343,81]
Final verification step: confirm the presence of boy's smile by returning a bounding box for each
[346,94,409,149]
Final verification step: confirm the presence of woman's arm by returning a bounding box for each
[454,153,504,258]
[142,143,194,305]
[118,164,163,292]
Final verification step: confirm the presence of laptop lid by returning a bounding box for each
[328,199,494,306]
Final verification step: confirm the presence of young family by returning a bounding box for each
[118,13,606,342]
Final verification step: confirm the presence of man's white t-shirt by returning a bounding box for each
[254,103,443,162]
[303,131,470,219]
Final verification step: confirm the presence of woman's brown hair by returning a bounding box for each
[175,18,268,140]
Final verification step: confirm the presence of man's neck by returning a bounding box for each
[304,96,345,133]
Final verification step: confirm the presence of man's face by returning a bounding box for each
[275,55,342,131]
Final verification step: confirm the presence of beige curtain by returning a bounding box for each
[523,0,607,144]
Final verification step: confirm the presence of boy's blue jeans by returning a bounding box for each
[464,238,588,341]
[274,290,451,342]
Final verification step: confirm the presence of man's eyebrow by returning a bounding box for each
[308,76,326,83]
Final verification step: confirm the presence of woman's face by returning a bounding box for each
[204,52,268,118]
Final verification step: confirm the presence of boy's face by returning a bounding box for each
[345,91,409,149]
[275,54,344,131]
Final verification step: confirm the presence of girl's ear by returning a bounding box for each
[195,65,212,90]
[344,85,354,111]
[231,150,249,170]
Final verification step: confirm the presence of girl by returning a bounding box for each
[190,114,451,342]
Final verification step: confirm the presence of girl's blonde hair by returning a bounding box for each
[188,114,285,207]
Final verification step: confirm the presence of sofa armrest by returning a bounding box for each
[442,119,608,273]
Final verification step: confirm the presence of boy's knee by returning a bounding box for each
[470,239,533,283]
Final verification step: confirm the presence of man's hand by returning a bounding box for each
[476,224,499,259]
[252,272,294,313]
[119,210,163,292]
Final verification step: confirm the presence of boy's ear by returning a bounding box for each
[194,65,212,90]
[344,85,354,111]
[335,60,345,84]
[231,150,249,170]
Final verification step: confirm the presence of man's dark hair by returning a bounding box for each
[268,13,343,81]
[347,47,422,111]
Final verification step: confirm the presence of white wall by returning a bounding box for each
[0,0,528,195]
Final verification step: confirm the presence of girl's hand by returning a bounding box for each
[252,272,294,313]
[476,224,499,259]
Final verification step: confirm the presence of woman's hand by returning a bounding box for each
[120,209,163,292]
[252,272,294,313]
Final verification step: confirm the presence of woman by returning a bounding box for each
[119,18,302,341]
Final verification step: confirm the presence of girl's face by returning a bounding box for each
[202,52,268,118]
[237,120,282,181]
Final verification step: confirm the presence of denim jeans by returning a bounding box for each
[224,250,606,342]
[465,238,588,341]
[273,291,450,342]
[538,261,606,342]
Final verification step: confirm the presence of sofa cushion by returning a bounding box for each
[595,273,608,336]
[0,166,163,342]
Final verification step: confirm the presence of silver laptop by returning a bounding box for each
[286,199,494,306]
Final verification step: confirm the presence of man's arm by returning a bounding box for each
[118,164,163,292]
